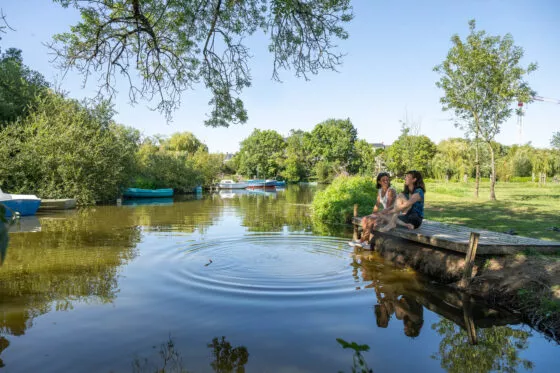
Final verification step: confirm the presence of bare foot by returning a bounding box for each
[405,223,415,230]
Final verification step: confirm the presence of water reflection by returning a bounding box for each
[431,319,533,373]
[7,216,41,233]
[353,250,535,372]
[336,338,373,373]
[131,337,248,373]
[0,186,555,372]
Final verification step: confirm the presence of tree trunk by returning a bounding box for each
[488,142,496,200]
[474,140,480,198]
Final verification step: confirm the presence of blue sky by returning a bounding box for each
[2,0,559,153]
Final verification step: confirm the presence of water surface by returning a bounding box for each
[0,186,557,372]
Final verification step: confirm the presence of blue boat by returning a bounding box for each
[274,180,286,187]
[246,179,276,189]
[1,192,42,218]
[123,188,174,198]
[122,197,174,206]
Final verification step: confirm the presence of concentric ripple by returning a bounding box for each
[158,234,360,305]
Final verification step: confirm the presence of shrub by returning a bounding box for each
[311,175,376,224]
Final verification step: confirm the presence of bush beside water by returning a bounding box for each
[311,176,376,224]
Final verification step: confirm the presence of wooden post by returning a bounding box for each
[353,204,359,241]
[458,232,480,289]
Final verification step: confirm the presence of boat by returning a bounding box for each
[246,179,276,189]
[122,197,174,206]
[218,179,249,189]
[122,188,174,198]
[0,189,42,218]
[274,180,286,187]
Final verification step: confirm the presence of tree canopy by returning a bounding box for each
[49,0,353,125]
[551,132,560,150]
[434,19,536,199]
[0,48,50,125]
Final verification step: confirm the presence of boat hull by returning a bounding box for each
[123,188,174,198]
[218,181,249,189]
[246,179,276,189]
[2,199,42,217]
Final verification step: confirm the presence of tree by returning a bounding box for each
[162,132,208,155]
[434,20,536,200]
[236,129,286,178]
[306,118,358,176]
[0,93,140,204]
[0,49,50,125]
[49,0,353,125]
[431,138,471,182]
[551,132,560,150]
[353,139,375,176]
[282,129,310,182]
[384,126,436,177]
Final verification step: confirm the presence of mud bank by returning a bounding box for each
[371,234,560,342]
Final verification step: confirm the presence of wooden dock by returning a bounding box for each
[352,217,560,255]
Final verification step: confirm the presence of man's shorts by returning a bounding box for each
[398,212,423,229]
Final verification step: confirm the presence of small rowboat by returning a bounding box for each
[123,188,174,198]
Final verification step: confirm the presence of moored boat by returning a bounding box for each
[0,189,42,217]
[246,179,276,189]
[218,179,249,189]
[123,188,174,198]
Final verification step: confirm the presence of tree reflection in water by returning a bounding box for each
[354,250,535,372]
[208,336,249,373]
[131,336,248,373]
[431,319,533,373]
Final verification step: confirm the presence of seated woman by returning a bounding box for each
[350,172,397,248]
[378,170,425,232]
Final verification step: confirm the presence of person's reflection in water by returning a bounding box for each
[374,291,424,337]
[395,295,424,337]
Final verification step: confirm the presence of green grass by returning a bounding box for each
[425,181,560,241]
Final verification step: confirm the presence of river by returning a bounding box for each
[0,186,557,372]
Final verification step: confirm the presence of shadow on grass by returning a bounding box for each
[425,201,560,241]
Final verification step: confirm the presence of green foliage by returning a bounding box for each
[282,130,310,182]
[50,0,353,124]
[306,118,359,174]
[235,129,287,178]
[0,93,139,204]
[431,319,533,373]
[385,126,436,177]
[353,139,376,176]
[162,132,208,154]
[431,138,471,181]
[434,19,536,199]
[0,48,49,126]
[191,150,225,187]
[336,338,373,373]
[135,151,200,192]
[551,132,560,150]
[311,176,376,224]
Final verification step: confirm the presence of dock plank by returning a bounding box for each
[352,217,560,255]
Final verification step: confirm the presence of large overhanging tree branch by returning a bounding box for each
[48,0,353,125]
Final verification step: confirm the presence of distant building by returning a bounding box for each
[369,142,389,150]
[223,153,235,163]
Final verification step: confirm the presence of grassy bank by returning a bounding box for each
[424,181,560,241]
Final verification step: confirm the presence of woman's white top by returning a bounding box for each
[379,186,397,209]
